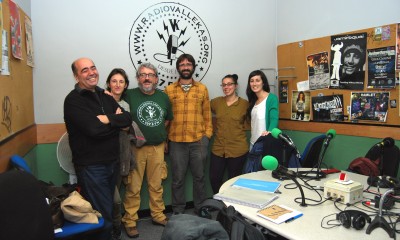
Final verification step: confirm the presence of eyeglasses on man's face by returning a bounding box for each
[138,73,157,79]
[220,82,236,87]
[178,63,193,68]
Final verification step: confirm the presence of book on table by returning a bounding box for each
[257,204,303,224]
[213,186,279,209]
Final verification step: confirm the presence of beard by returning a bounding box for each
[139,81,156,93]
[178,69,194,80]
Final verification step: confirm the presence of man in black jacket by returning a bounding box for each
[64,57,132,240]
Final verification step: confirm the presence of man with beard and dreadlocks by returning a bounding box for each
[122,63,173,238]
[164,54,213,219]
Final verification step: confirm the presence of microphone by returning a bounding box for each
[261,155,296,177]
[375,137,395,148]
[271,128,294,147]
[167,35,178,60]
[271,128,301,158]
[262,155,307,207]
[324,129,336,146]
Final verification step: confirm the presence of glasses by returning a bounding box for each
[221,82,236,87]
[138,73,157,79]
[178,63,193,68]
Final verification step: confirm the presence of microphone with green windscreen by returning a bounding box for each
[324,129,336,146]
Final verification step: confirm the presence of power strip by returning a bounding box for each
[324,179,364,204]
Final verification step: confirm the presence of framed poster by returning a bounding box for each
[330,33,367,90]
[350,92,389,122]
[311,95,344,122]
[307,52,330,90]
[367,46,396,89]
[279,80,288,103]
[291,91,310,121]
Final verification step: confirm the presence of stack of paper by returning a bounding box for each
[214,186,279,209]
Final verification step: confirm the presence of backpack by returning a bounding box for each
[199,199,265,240]
[347,157,380,176]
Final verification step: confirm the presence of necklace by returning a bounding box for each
[179,79,193,92]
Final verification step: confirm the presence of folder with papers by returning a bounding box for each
[231,178,281,193]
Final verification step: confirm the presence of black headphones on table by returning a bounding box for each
[336,210,371,230]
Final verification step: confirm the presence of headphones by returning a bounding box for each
[367,175,400,188]
[336,210,371,230]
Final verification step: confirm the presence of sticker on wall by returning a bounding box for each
[129,2,213,89]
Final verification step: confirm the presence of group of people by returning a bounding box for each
[63,54,278,240]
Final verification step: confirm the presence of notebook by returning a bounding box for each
[257,204,303,224]
[214,186,278,209]
[231,178,281,193]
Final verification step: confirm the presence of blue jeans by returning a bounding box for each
[75,162,118,240]
[169,136,209,213]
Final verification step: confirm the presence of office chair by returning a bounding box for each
[10,154,32,173]
[0,170,54,240]
[365,143,400,178]
[9,155,104,239]
[299,134,326,168]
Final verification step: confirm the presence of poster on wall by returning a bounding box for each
[9,0,22,60]
[279,80,288,103]
[329,32,367,90]
[350,92,389,122]
[307,52,330,90]
[25,16,34,67]
[311,95,344,122]
[291,90,310,121]
[397,23,400,70]
[367,46,396,89]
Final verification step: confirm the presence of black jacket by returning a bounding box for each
[64,85,132,166]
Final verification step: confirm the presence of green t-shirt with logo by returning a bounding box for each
[125,88,173,145]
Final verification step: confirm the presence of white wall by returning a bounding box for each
[31,0,277,124]
[277,0,400,45]
[31,0,400,124]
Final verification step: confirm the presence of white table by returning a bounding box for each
[219,170,398,240]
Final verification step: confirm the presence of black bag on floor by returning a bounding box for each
[199,199,265,240]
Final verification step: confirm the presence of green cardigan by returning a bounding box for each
[265,93,279,131]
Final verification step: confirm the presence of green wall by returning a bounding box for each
[23,143,214,210]
[23,131,399,211]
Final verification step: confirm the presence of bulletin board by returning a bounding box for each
[0,0,34,143]
[277,23,399,127]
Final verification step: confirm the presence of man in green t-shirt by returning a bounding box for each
[121,63,173,238]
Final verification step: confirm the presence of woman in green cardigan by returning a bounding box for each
[245,70,279,150]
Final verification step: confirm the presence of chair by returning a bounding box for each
[0,170,54,240]
[365,143,400,177]
[300,134,326,168]
[9,155,104,239]
[10,154,32,173]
